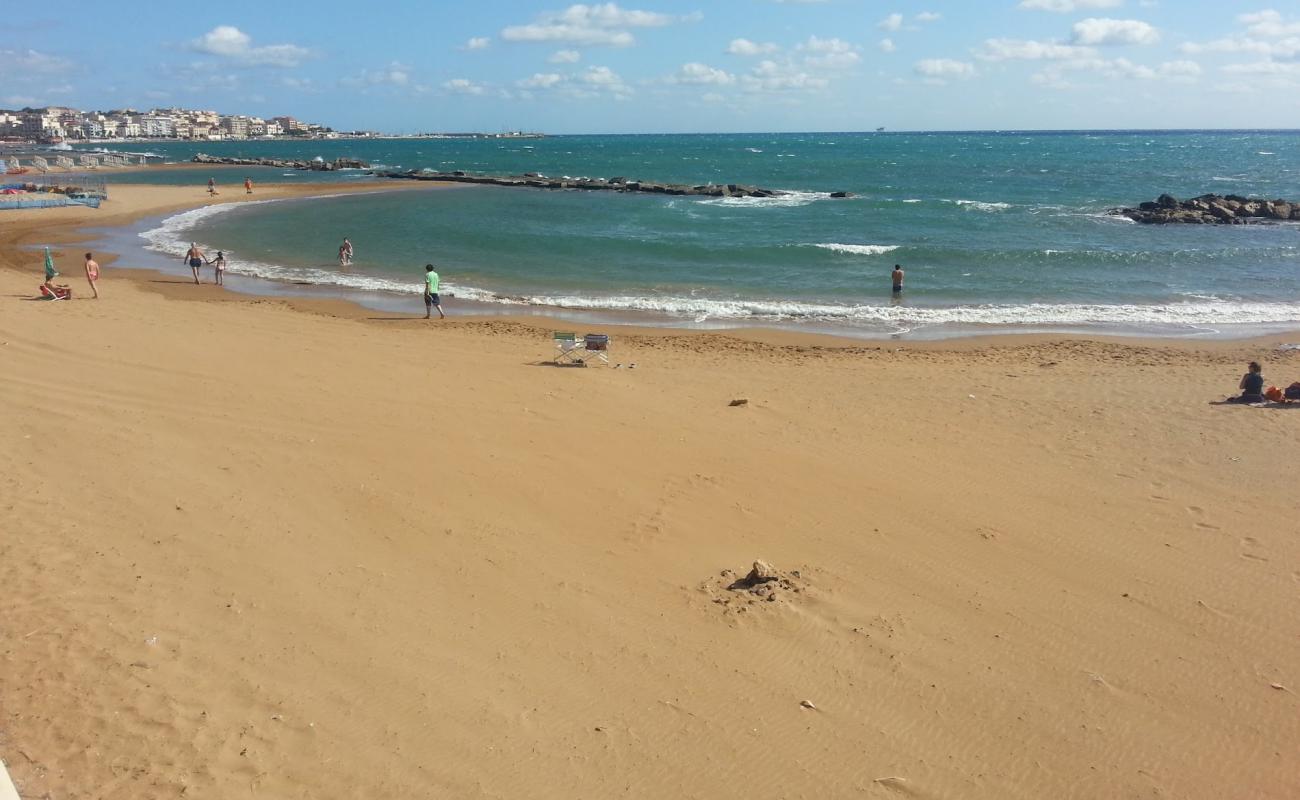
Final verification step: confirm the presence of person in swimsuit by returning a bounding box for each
[207,177,218,196]
[210,250,226,286]
[339,237,354,266]
[183,243,206,284]
[83,252,101,299]
[891,264,905,294]
[1228,361,1265,403]
[244,177,253,194]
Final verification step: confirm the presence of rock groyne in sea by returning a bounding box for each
[192,154,370,171]
[375,169,854,200]
[1112,193,1300,224]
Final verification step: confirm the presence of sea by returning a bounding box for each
[85,131,1300,339]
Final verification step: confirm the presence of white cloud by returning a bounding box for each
[465,37,490,50]
[1222,60,1300,76]
[1239,10,1300,38]
[580,65,629,91]
[1019,0,1123,11]
[1032,56,1202,87]
[1070,18,1160,46]
[0,49,74,75]
[798,36,860,69]
[977,38,1097,60]
[879,38,897,53]
[549,49,581,63]
[916,12,942,23]
[190,25,310,68]
[878,13,903,32]
[501,3,683,47]
[518,72,565,88]
[443,78,486,95]
[728,38,780,56]
[342,62,413,88]
[673,62,736,85]
[914,58,976,80]
[741,59,829,92]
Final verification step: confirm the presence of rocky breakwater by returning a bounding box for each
[376,169,855,200]
[192,153,370,171]
[1112,193,1300,224]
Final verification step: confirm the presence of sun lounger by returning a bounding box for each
[39,283,71,300]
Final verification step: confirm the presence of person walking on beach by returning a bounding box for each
[244,176,253,194]
[891,264,905,294]
[83,252,101,299]
[339,237,354,266]
[210,250,226,286]
[423,264,445,319]
[183,243,207,284]
[207,177,218,197]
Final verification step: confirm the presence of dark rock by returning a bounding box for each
[830,191,854,198]
[1156,193,1179,208]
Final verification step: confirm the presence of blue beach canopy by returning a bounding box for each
[43,247,58,281]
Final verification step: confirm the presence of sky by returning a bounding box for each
[2,1,1299,133]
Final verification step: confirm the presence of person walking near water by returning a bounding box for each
[84,252,101,299]
[183,243,206,284]
[244,176,253,194]
[424,264,445,319]
[891,264,905,294]
[210,250,227,286]
[207,177,218,196]
[339,237,353,266]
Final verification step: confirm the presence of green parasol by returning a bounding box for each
[43,247,58,281]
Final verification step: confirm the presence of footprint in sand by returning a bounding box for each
[1240,552,1270,562]
[1185,506,1221,530]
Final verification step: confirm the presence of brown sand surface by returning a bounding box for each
[1,185,1299,799]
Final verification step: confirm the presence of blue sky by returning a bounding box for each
[3,1,1298,133]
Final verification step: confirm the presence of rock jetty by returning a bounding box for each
[375,169,854,200]
[1112,193,1300,224]
[192,153,370,171]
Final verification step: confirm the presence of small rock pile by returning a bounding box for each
[1111,193,1300,224]
[700,560,809,612]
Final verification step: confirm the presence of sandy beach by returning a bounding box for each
[1,183,1298,799]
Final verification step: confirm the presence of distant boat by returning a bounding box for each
[875,127,886,132]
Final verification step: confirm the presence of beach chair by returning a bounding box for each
[39,284,71,301]
[582,333,611,366]
[553,331,583,364]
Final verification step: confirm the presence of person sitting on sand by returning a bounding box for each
[1228,361,1265,403]
[183,243,207,284]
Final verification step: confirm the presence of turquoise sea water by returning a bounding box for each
[93,131,1300,337]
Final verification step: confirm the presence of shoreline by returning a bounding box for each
[4,180,1299,800]
[37,180,1299,347]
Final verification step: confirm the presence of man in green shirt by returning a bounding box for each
[423,264,445,319]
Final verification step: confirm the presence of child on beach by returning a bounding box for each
[84,252,100,299]
[210,250,226,286]
[244,177,253,194]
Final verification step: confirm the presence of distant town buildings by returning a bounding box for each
[0,106,361,143]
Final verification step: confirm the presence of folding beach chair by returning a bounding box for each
[38,284,71,300]
[553,331,583,364]
[582,333,611,366]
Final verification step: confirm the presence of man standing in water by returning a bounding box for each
[183,243,206,284]
[339,238,353,266]
[891,264,905,295]
[424,264,445,319]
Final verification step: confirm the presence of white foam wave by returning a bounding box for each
[811,243,901,256]
[902,199,923,204]
[951,199,1012,212]
[697,190,830,208]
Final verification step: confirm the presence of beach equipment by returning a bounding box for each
[1,758,21,800]
[582,333,611,366]
[553,331,583,364]
[39,284,71,300]
[44,247,58,281]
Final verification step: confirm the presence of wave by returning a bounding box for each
[949,199,1012,212]
[810,243,900,256]
[696,190,831,208]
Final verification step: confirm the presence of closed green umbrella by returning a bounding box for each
[43,247,58,281]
